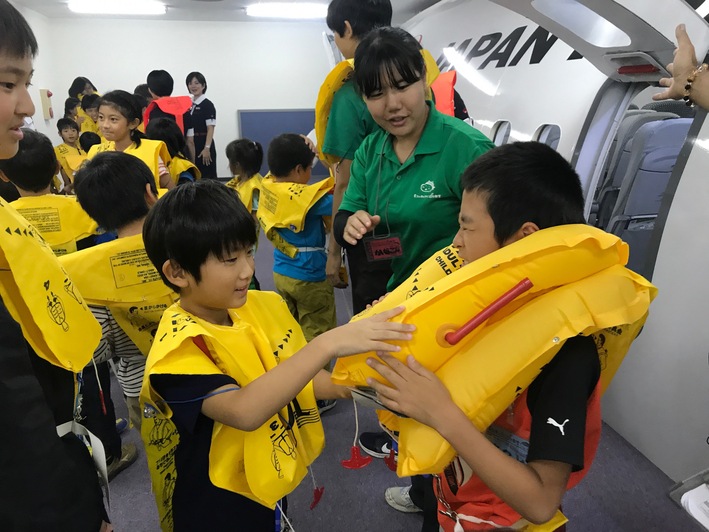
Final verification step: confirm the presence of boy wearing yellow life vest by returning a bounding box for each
[259,134,337,343]
[0,2,108,528]
[365,142,653,531]
[54,117,87,192]
[80,93,102,138]
[139,179,413,531]
[0,128,98,256]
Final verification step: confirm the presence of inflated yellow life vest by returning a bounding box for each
[11,195,98,256]
[314,50,441,168]
[256,175,334,258]
[167,156,201,185]
[226,173,263,212]
[0,198,100,371]
[59,234,178,356]
[332,225,657,476]
[88,139,171,191]
[141,291,324,531]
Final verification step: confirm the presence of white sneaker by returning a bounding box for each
[384,486,423,513]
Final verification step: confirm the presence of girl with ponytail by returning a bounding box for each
[87,90,174,190]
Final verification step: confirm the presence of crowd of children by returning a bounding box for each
[0,0,658,531]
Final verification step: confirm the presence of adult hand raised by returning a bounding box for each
[343,210,380,245]
[654,24,698,102]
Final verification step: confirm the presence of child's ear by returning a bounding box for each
[129,118,141,131]
[343,20,353,39]
[505,221,540,245]
[0,170,9,183]
[162,259,190,289]
[145,184,158,206]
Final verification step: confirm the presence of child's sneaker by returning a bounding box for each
[317,399,337,415]
[358,431,394,459]
[115,417,128,435]
[384,486,423,513]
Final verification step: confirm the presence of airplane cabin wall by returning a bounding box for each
[16,7,330,177]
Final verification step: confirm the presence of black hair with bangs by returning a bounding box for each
[68,76,97,98]
[97,90,146,147]
[326,0,392,39]
[0,0,38,59]
[354,27,424,98]
[57,118,79,133]
[0,129,57,192]
[74,151,157,232]
[143,180,257,292]
[460,142,586,245]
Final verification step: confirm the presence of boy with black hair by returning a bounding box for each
[80,131,102,153]
[60,152,179,476]
[320,0,393,312]
[0,1,109,529]
[139,179,413,530]
[0,128,98,255]
[144,69,192,133]
[55,117,86,190]
[259,134,336,344]
[368,142,615,531]
[80,93,101,137]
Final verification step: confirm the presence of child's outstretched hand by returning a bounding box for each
[325,306,414,358]
[366,354,456,430]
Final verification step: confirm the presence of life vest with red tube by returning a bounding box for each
[143,96,193,133]
[435,383,601,531]
[431,70,457,117]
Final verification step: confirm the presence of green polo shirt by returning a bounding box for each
[321,79,380,161]
[340,103,494,290]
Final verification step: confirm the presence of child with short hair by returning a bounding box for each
[140,179,413,530]
[367,142,618,531]
[88,90,173,191]
[259,133,336,342]
[80,93,101,137]
[144,69,192,134]
[79,131,101,153]
[145,117,200,185]
[0,128,97,255]
[55,117,86,191]
[61,152,179,477]
[0,2,107,527]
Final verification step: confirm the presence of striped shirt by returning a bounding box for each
[90,305,146,397]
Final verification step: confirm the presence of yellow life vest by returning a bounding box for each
[59,234,178,356]
[54,143,87,182]
[141,292,324,530]
[256,175,334,258]
[11,195,98,256]
[332,225,657,476]
[167,156,201,185]
[0,198,100,371]
[314,50,441,167]
[226,173,263,212]
[80,116,100,136]
[88,139,172,192]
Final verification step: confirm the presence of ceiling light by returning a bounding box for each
[245,2,327,19]
[68,0,167,15]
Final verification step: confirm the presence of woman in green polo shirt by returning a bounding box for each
[333,26,495,532]
[334,26,494,292]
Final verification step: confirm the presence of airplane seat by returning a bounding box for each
[606,118,692,277]
[642,100,697,119]
[591,111,679,227]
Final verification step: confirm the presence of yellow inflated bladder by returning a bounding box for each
[332,224,656,476]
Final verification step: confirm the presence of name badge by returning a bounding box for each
[363,235,403,262]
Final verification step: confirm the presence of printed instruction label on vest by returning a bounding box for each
[110,248,162,288]
[364,235,403,262]
[261,187,278,214]
[16,207,61,233]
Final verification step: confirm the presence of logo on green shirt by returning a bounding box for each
[414,180,441,199]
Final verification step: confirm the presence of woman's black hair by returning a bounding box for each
[75,152,157,232]
[63,97,81,118]
[225,138,263,181]
[143,180,257,292]
[97,90,146,147]
[68,76,97,98]
[354,26,425,98]
[460,142,586,245]
[146,118,187,159]
[0,0,38,59]
[267,134,313,178]
[185,71,207,94]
